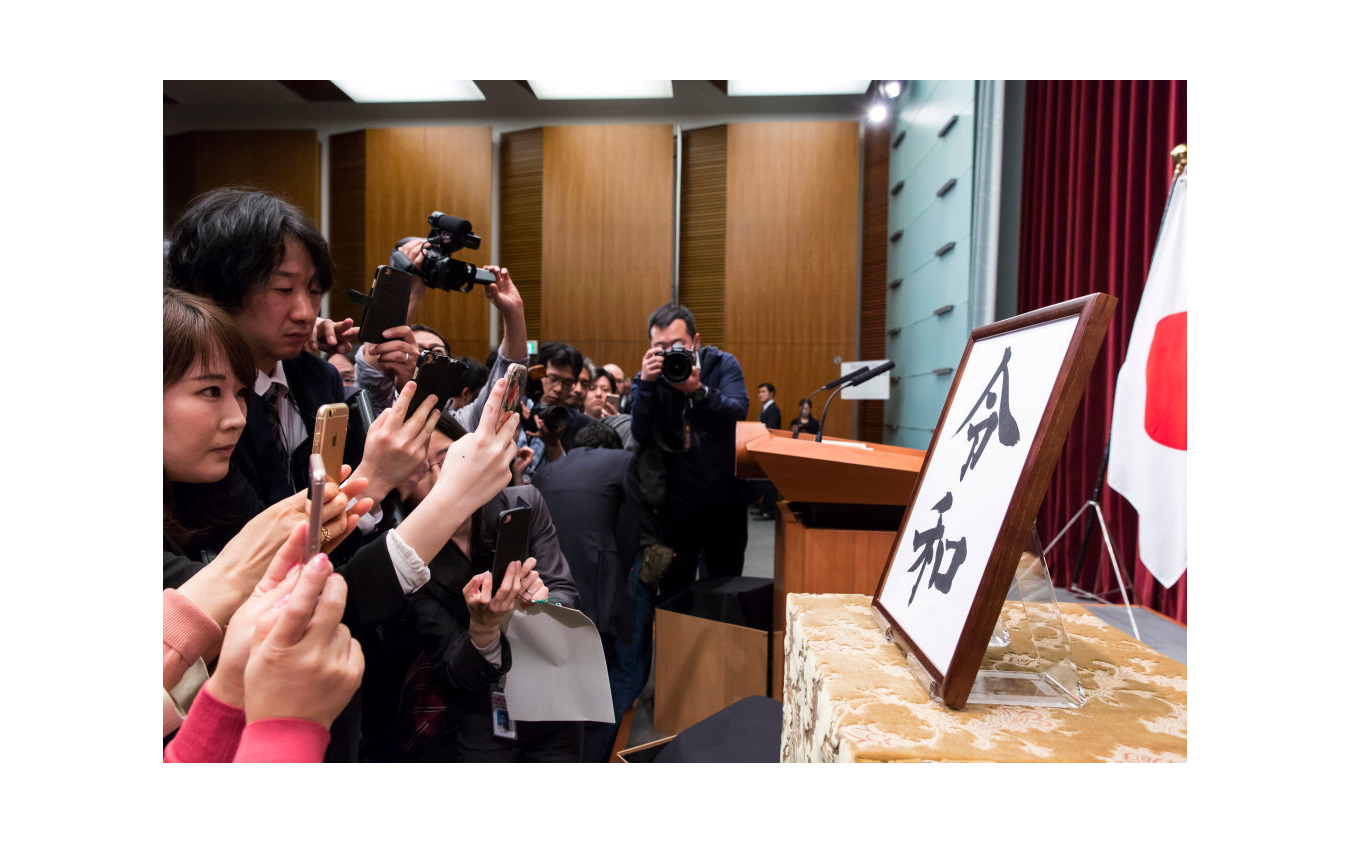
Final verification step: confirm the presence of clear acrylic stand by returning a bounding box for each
[896,525,1086,709]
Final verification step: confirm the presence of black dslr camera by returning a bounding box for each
[659,343,697,384]
[391,212,497,293]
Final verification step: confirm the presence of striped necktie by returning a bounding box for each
[262,382,290,461]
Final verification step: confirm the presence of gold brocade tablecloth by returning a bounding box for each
[781,594,1187,762]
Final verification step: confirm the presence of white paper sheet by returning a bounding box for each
[878,315,1079,674]
[500,602,614,723]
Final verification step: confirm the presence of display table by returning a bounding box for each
[782,594,1187,762]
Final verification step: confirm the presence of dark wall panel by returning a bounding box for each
[163,130,320,233]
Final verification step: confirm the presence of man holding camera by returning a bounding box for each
[629,303,750,599]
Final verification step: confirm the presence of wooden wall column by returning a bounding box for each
[329,127,494,359]
[724,121,860,440]
[537,124,674,374]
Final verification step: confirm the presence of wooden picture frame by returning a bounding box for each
[872,293,1117,708]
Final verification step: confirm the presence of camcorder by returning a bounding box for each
[659,343,697,384]
[530,402,571,434]
[391,212,497,293]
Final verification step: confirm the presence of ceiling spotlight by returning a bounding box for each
[868,103,889,123]
[883,80,902,99]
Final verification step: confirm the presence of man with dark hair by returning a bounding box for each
[409,323,449,354]
[531,420,639,761]
[534,342,584,406]
[521,341,586,479]
[751,382,781,519]
[166,187,429,519]
[454,357,490,411]
[630,303,750,598]
[756,383,781,430]
[567,358,595,411]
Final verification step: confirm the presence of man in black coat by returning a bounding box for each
[751,383,781,519]
[531,422,640,762]
[166,187,430,532]
[630,303,751,600]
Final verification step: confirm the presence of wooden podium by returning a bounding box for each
[736,421,926,700]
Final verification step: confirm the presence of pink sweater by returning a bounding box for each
[163,589,223,736]
[164,685,330,763]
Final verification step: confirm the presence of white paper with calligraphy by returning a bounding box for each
[878,314,1080,674]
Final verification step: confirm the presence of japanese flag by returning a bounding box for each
[1107,168,1187,588]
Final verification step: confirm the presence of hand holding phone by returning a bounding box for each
[351,265,414,345]
[405,351,468,422]
[500,363,527,415]
[305,454,326,560]
[312,404,349,482]
[491,505,533,594]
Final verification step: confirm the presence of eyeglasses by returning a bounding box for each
[543,373,576,390]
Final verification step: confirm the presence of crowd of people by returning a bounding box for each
[162,186,767,763]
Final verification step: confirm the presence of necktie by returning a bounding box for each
[262,382,290,461]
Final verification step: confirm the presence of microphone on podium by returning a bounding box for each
[814,360,895,442]
[802,366,871,407]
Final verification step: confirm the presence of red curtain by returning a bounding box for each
[1017,80,1187,623]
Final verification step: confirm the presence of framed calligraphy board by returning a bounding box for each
[872,294,1116,708]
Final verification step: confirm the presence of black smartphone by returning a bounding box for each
[405,350,468,422]
[350,265,413,345]
[491,506,533,595]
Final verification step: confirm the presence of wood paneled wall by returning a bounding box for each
[858,122,891,443]
[679,126,727,348]
[724,122,859,440]
[163,130,321,232]
[328,127,494,360]
[500,129,543,341]
[540,125,673,376]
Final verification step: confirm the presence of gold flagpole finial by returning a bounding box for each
[1171,144,1187,182]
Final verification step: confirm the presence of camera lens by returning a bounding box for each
[661,349,693,384]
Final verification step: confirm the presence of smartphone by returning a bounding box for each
[491,505,533,595]
[405,350,468,422]
[351,265,414,345]
[312,403,349,482]
[606,393,621,412]
[306,454,326,559]
[500,363,527,415]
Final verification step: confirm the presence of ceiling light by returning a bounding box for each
[883,81,902,99]
[727,80,872,97]
[330,80,485,103]
[527,81,673,100]
[868,104,889,123]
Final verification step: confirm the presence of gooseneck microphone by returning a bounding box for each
[814,360,895,442]
[803,366,871,408]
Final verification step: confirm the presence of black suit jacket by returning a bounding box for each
[234,352,364,514]
[758,401,782,430]
[531,447,640,641]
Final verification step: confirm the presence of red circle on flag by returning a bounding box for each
[1144,311,1187,450]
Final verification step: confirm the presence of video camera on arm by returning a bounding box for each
[391,212,497,293]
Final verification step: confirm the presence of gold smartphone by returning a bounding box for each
[606,394,621,412]
[501,363,528,414]
[312,403,349,482]
[306,454,326,559]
